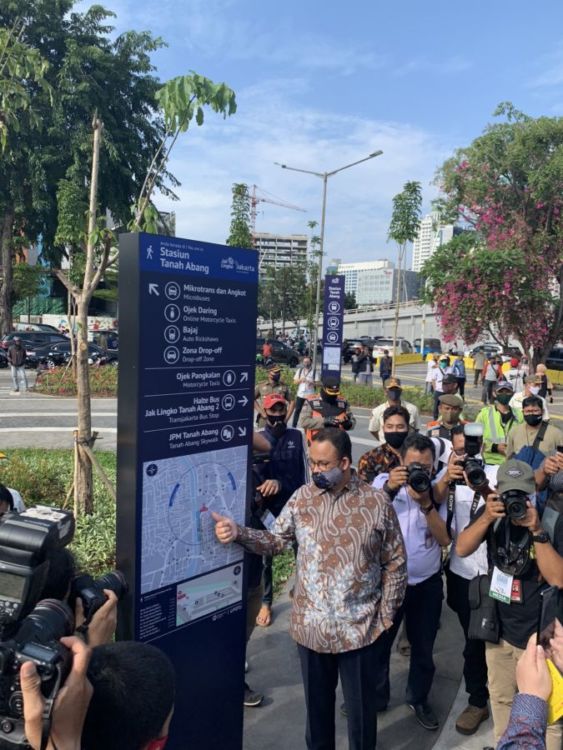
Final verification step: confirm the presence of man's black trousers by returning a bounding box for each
[445,567,489,708]
[376,571,443,707]
[297,636,387,750]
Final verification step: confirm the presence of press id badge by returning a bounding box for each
[261,510,277,532]
[489,566,513,604]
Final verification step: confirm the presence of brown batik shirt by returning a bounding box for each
[357,443,401,485]
[236,473,407,653]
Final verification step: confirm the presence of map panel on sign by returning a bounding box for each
[140,446,246,594]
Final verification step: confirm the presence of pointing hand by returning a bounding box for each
[211,511,238,544]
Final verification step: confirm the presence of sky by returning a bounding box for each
[78,0,563,265]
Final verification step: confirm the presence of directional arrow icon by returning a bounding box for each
[240,372,249,383]
[149,283,160,296]
[238,396,249,407]
[238,426,247,437]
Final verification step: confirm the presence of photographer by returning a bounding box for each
[373,434,450,731]
[440,424,498,735]
[456,460,563,749]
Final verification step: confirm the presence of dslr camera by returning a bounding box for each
[455,423,487,487]
[70,571,128,624]
[0,506,75,747]
[500,490,528,521]
[407,463,431,494]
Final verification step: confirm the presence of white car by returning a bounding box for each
[371,338,413,359]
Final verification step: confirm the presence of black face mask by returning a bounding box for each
[387,389,401,402]
[270,374,281,383]
[384,431,408,449]
[267,414,287,437]
[524,414,543,427]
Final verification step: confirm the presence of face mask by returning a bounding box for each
[321,389,337,403]
[267,414,287,437]
[312,466,344,490]
[146,738,168,750]
[384,431,408,449]
[524,414,543,427]
[439,362,447,369]
[496,393,512,405]
[270,373,280,383]
[387,389,401,402]
[529,386,540,396]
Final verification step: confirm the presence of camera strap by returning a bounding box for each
[446,487,483,539]
[40,698,55,750]
[532,421,548,451]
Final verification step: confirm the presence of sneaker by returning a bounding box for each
[243,683,263,707]
[408,702,439,731]
[455,705,489,735]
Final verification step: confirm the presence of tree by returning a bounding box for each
[427,103,563,361]
[344,292,356,310]
[226,183,253,248]
[388,181,422,371]
[12,262,44,321]
[257,262,308,333]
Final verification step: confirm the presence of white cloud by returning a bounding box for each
[394,55,472,77]
[529,43,563,88]
[153,79,454,263]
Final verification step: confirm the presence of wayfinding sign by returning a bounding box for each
[117,232,258,750]
[321,274,345,381]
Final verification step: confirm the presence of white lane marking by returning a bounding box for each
[0,412,116,418]
[350,436,376,447]
[0,427,117,433]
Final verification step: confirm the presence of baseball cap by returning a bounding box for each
[494,379,513,392]
[267,363,281,374]
[496,459,535,495]
[321,375,340,395]
[439,394,463,408]
[384,377,401,389]
[439,354,449,361]
[263,393,287,410]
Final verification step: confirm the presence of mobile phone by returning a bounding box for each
[537,586,562,660]
[557,446,563,455]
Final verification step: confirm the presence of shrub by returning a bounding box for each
[33,365,118,397]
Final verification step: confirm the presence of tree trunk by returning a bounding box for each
[0,209,14,335]
[74,297,94,515]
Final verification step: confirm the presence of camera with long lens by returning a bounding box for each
[0,507,74,634]
[0,598,74,746]
[69,571,128,623]
[501,490,528,521]
[407,462,431,493]
[454,423,487,487]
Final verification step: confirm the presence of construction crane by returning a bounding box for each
[249,184,306,235]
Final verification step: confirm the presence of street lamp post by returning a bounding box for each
[275,150,383,376]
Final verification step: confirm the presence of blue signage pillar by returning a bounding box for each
[320,274,345,381]
[116,233,258,750]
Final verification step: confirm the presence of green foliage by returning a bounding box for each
[388,181,423,246]
[432,103,563,356]
[258,263,309,328]
[12,263,44,302]
[34,365,118,397]
[344,292,356,310]
[0,448,116,576]
[156,72,236,133]
[0,19,50,150]
[226,183,253,249]
[272,551,295,597]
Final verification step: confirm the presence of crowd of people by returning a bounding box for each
[224,350,563,750]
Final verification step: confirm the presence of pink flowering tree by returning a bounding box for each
[422,103,563,361]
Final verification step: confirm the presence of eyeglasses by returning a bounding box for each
[308,459,339,471]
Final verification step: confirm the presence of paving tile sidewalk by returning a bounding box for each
[244,577,494,749]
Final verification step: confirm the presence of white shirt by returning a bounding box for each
[368,399,421,437]
[426,360,438,383]
[510,391,549,421]
[431,366,452,390]
[447,463,498,581]
[374,473,447,585]
[293,366,315,398]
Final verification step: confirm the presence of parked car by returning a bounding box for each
[27,341,118,369]
[546,347,563,371]
[413,338,442,355]
[13,322,61,334]
[371,338,413,360]
[467,343,518,363]
[0,350,8,368]
[342,339,369,364]
[256,338,299,367]
[0,331,68,351]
